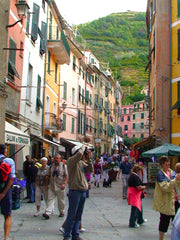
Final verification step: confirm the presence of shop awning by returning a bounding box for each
[5,121,30,146]
[32,135,65,152]
[132,135,156,150]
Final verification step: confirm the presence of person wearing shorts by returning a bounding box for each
[0,144,16,240]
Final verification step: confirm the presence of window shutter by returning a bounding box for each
[31,3,40,42]
[178,0,180,18]
[78,110,81,133]
[26,12,30,34]
[40,21,47,55]
[71,117,75,133]
[178,29,180,61]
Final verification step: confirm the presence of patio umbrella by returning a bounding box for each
[142,143,180,158]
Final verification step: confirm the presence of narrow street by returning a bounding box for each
[0,178,171,240]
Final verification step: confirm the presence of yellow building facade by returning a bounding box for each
[171,0,180,145]
[43,1,70,156]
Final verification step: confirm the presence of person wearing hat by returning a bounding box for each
[34,157,49,217]
[43,153,68,219]
[63,145,93,240]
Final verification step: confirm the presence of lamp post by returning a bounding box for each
[6,0,29,28]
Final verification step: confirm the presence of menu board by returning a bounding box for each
[148,162,161,183]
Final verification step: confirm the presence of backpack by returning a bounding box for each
[0,157,11,186]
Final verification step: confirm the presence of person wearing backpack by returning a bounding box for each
[0,144,16,240]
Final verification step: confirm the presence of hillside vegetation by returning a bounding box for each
[77,11,149,103]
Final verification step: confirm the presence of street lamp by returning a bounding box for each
[6,0,29,28]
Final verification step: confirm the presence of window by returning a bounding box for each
[36,75,43,111]
[63,82,67,100]
[79,85,81,101]
[121,116,124,122]
[55,62,58,84]
[90,119,92,132]
[26,64,33,103]
[8,38,20,81]
[47,51,51,74]
[86,118,88,131]
[124,108,127,114]
[133,114,135,120]
[127,116,130,121]
[53,102,56,115]
[45,96,50,125]
[26,12,30,34]
[73,55,76,71]
[81,113,85,135]
[63,114,66,130]
[71,117,75,133]
[31,3,40,42]
[124,125,128,131]
[141,113,144,119]
[82,89,85,104]
[133,123,136,129]
[49,11,52,39]
[72,88,75,104]
[94,119,97,133]
[141,122,144,129]
[141,134,144,139]
[40,21,47,55]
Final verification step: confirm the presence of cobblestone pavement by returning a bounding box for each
[0,178,171,240]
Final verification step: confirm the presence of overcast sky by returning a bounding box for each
[55,0,147,25]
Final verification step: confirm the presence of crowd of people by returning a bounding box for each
[1,143,180,240]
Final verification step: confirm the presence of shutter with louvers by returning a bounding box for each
[31,3,40,42]
[40,21,47,55]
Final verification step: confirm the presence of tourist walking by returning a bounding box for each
[34,157,49,217]
[127,164,147,228]
[43,153,68,219]
[117,154,132,199]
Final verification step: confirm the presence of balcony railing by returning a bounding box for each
[47,26,70,64]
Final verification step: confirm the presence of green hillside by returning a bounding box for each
[76,11,149,103]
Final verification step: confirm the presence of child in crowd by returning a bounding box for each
[93,158,102,187]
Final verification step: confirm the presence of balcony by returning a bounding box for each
[44,113,64,132]
[47,28,70,65]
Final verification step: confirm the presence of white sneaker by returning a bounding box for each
[34,211,40,217]
[79,227,86,232]
[59,226,64,234]
[139,219,147,225]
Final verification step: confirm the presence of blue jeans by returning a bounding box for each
[27,181,35,202]
[129,204,144,227]
[64,189,86,239]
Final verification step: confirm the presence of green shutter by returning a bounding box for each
[26,12,30,34]
[40,21,47,55]
[55,62,57,84]
[71,117,75,133]
[31,3,40,42]
[63,114,66,130]
[178,0,180,18]
[78,110,81,133]
[48,51,51,74]
[178,29,180,61]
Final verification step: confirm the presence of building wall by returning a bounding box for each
[146,0,171,144]
[171,0,180,145]
[0,0,9,143]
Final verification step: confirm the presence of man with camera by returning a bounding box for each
[43,153,68,219]
[63,145,93,240]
